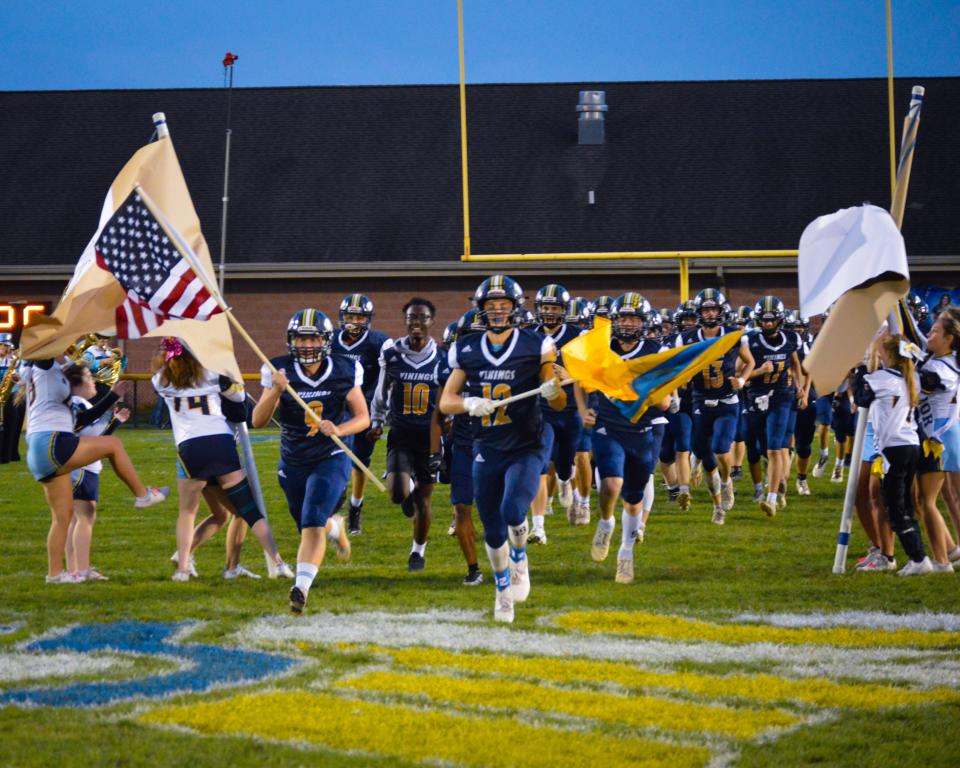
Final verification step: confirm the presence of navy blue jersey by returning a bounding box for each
[592,338,664,435]
[377,339,440,431]
[261,354,362,467]
[662,333,693,412]
[745,331,801,400]
[331,328,392,403]
[438,345,477,448]
[680,326,741,401]
[537,323,582,414]
[450,328,554,453]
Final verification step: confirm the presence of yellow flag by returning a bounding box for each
[560,318,641,401]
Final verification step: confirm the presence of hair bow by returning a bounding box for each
[161,337,184,361]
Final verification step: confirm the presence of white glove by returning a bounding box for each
[755,393,771,412]
[539,378,561,401]
[463,396,498,418]
[668,394,681,414]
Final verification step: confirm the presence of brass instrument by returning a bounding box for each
[0,351,20,409]
[63,334,100,365]
[62,335,125,386]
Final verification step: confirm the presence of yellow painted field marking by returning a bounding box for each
[355,645,960,710]
[335,670,799,739]
[554,611,960,648]
[141,691,710,768]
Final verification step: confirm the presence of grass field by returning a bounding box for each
[1,428,959,767]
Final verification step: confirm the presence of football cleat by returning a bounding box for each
[575,499,592,526]
[347,503,363,536]
[171,570,191,583]
[493,586,515,623]
[400,494,416,518]
[730,466,743,480]
[759,499,777,517]
[557,479,574,516]
[591,524,612,562]
[752,486,765,504]
[509,553,530,602]
[691,464,704,488]
[812,455,829,478]
[711,507,726,525]
[720,480,735,511]
[796,478,811,496]
[447,513,457,537]
[635,524,645,544]
[777,493,787,510]
[170,551,198,578]
[274,561,295,579]
[528,528,548,545]
[407,552,426,573]
[463,569,484,586]
[330,514,352,562]
[289,585,307,614]
[615,557,635,584]
[677,490,691,512]
[830,465,844,483]
[668,487,680,504]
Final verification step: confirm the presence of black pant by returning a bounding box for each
[880,444,925,562]
[0,401,24,463]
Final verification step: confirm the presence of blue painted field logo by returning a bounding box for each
[0,621,299,708]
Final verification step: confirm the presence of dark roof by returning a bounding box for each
[1,77,958,266]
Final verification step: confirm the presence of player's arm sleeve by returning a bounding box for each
[218,374,246,403]
[853,367,876,408]
[369,353,390,425]
[74,391,119,429]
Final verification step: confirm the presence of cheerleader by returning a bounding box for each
[21,356,168,583]
[854,336,932,575]
[915,306,960,570]
[152,338,291,581]
[64,362,131,581]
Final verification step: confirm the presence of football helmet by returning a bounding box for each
[473,275,524,331]
[287,308,334,365]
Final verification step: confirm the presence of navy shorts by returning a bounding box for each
[350,429,377,468]
[449,442,475,506]
[832,396,855,443]
[747,396,794,454]
[543,409,582,481]
[576,427,593,453]
[692,400,740,471]
[71,469,100,502]
[540,421,556,474]
[815,395,834,427]
[794,405,817,458]
[177,434,242,481]
[593,426,656,505]
[386,426,434,485]
[472,443,543,549]
[278,452,351,531]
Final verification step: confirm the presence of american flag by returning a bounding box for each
[94,189,221,338]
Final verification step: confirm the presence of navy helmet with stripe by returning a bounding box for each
[473,274,524,331]
[287,308,334,364]
[338,293,375,334]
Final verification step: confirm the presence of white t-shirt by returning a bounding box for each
[865,368,919,450]
[917,354,960,441]
[23,361,74,435]
[152,369,244,446]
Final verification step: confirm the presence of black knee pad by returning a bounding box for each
[225,479,264,527]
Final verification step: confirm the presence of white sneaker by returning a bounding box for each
[78,567,109,581]
[509,553,530,602]
[558,479,574,515]
[752,486,765,504]
[931,561,955,573]
[223,564,261,580]
[830,466,844,483]
[591,524,612,562]
[528,527,548,545]
[947,546,960,564]
[711,507,726,525]
[170,551,198,577]
[898,557,934,577]
[856,551,896,572]
[274,560,295,579]
[45,571,82,584]
[135,486,170,509]
[576,499,591,526]
[493,587,514,623]
[615,556,634,584]
[447,514,457,537]
[720,480,735,511]
[796,478,811,496]
[330,514,352,562]
[759,499,776,517]
[812,455,829,478]
[635,524,645,544]
[171,569,191,582]
[777,493,787,510]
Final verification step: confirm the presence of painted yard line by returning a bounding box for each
[0,652,130,684]
[554,611,960,648]
[733,611,960,632]
[240,611,958,687]
[141,690,711,768]
[353,645,960,710]
[335,669,799,739]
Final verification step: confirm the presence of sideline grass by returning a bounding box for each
[1,428,958,767]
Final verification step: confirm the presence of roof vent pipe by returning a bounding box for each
[577,91,607,145]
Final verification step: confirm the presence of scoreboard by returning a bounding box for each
[0,302,51,344]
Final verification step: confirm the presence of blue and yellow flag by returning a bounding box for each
[562,318,744,422]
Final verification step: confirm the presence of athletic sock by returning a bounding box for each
[754,482,764,494]
[618,511,640,558]
[295,562,318,593]
[642,476,655,511]
[679,484,690,494]
[532,513,545,531]
[598,516,615,534]
[820,448,829,459]
[766,492,778,505]
[508,523,529,554]
[408,477,416,494]
[350,495,363,508]
[668,484,679,494]
[411,540,426,556]
[485,541,510,573]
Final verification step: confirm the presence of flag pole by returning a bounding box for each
[133,183,386,493]
[831,85,924,574]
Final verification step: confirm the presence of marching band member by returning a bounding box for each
[0,333,24,463]
[152,338,291,582]
[440,275,566,623]
[252,310,368,613]
[369,298,442,572]
[21,355,168,583]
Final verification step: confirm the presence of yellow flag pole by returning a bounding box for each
[134,185,386,493]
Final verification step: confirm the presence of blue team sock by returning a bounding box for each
[494,569,511,591]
